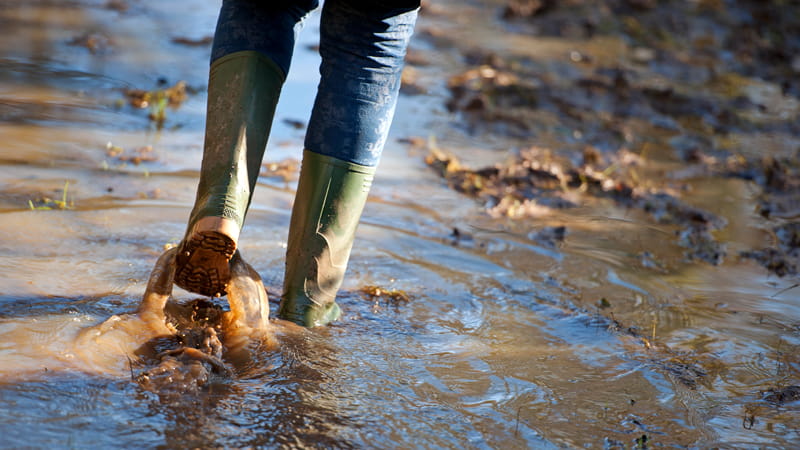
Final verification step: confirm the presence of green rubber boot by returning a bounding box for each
[278,150,376,327]
[175,51,284,297]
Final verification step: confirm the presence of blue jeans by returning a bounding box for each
[211,0,420,167]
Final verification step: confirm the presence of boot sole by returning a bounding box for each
[174,231,236,297]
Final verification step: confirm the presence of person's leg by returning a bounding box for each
[279,0,420,326]
[176,0,318,297]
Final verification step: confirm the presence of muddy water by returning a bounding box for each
[1,0,799,448]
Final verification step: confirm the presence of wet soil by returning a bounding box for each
[414,0,800,285]
[426,0,800,273]
[406,0,800,445]
[1,0,800,448]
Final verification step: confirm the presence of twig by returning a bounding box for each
[771,283,799,298]
[126,355,135,381]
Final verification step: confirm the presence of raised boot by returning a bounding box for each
[175,51,284,297]
[278,150,376,327]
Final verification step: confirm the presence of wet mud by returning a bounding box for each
[135,250,282,395]
[427,0,800,274]
[122,80,189,126]
[405,0,800,445]
[0,248,283,395]
[425,143,729,264]
[414,1,800,277]
[2,0,800,447]
[731,155,800,276]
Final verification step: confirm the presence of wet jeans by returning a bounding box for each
[211,0,420,167]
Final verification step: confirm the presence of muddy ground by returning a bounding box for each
[1,0,800,448]
[417,0,800,275]
[407,0,800,444]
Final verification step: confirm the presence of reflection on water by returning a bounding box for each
[1,0,799,448]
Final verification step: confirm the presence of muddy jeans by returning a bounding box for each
[211,0,420,167]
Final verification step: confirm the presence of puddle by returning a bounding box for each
[1,0,799,447]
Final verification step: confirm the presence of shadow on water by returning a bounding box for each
[1,0,800,448]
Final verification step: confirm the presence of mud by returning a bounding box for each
[499,0,800,97]
[156,251,292,390]
[419,0,800,276]
[729,155,800,276]
[133,307,232,395]
[425,144,728,264]
[0,247,283,397]
[171,36,213,47]
[2,0,800,447]
[133,250,280,394]
[123,80,189,126]
[404,1,800,444]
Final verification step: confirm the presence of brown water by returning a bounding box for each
[1,0,799,448]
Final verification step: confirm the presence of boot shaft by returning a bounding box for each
[279,150,376,327]
[190,51,285,230]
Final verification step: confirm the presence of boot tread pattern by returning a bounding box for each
[175,231,236,297]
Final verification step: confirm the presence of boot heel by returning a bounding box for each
[175,231,236,297]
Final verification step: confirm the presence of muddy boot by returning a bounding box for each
[175,51,284,297]
[278,150,375,327]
